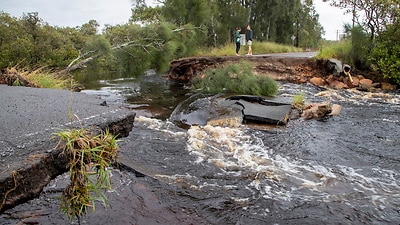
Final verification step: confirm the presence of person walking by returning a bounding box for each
[246,24,253,56]
[234,27,241,56]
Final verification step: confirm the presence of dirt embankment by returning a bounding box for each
[167,56,397,92]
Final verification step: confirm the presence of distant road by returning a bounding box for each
[254,51,318,58]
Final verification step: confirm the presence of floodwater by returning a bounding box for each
[1,72,399,225]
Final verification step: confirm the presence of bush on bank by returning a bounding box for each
[192,60,278,97]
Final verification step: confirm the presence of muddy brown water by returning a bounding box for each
[1,72,399,224]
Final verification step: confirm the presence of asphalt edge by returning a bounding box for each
[0,112,136,213]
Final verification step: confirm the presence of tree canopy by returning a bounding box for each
[0,0,324,73]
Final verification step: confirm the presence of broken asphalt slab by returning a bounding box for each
[0,85,135,212]
[226,95,292,125]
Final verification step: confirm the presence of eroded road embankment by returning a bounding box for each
[0,85,135,212]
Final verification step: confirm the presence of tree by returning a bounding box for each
[371,20,400,85]
[0,13,33,68]
[329,0,400,39]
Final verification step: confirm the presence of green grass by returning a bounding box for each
[292,92,305,109]
[192,60,278,97]
[25,68,73,89]
[194,41,302,57]
[317,40,352,60]
[54,128,119,222]
[6,67,76,89]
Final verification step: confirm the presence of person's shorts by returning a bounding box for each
[247,40,252,46]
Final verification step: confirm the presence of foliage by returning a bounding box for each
[371,20,400,85]
[329,0,400,39]
[135,0,323,48]
[317,40,352,62]
[350,26,372,70]
[320,25,373,69]
[24,68,74,89]
[4,67,75,89]
[1,0,325,77]
[54,128,119,222]
[192,60,278,97]
[0,12,81,69]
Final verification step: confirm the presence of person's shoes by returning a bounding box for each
[236,53,240,56]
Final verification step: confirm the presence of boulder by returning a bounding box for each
[359,79,373,86]
[301,102,341,120]
[310,77,326,86]
[345,76,359,88]
[381,82,397,91]
[357,79,374,92]
[325,75,336,86]
[328,104,342,116]
[329,80,345,89]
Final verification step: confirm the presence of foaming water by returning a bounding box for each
[186,124,399,205]
[119,82,400,223]
[279,82,400,106]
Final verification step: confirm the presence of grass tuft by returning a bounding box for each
[4,66,77,89]
[192,60,278,97]
[53,128,119,222]
[292,92,305,109]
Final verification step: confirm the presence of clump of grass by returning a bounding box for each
[5,66,77,89]
[54,128,119,223]
[292,92,305,109]
[24,68,74,89]
[192,60,278,97]
[194,41,302,56]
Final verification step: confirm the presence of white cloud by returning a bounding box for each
[1,0,132,28]
[314,1,353,40]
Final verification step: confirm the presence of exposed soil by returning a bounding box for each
[167,56,397,92]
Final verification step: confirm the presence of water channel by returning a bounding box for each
[1,70,400,224]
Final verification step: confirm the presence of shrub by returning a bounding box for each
[350,26,372,70]
[192,60,278,96]
[371,21,400,85]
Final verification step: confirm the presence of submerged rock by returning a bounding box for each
[301,102,342,119]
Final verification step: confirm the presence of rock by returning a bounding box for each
[328,104,342,116]
[329,80,345,89]
[325,75,336,86]
[310,77,326,86]
[359,79,373,86]
[345,76,359,88]
[301,102,332,119]
[381,82,397,91]
[356,75,365,80]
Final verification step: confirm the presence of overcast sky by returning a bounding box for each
[1,0,351,40]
